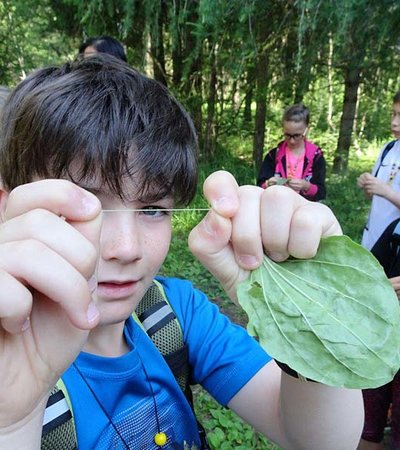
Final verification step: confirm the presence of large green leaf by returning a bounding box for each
[237,235,400,388]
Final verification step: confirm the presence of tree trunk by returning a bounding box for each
[243,66,254,124]
[327,35,334,129]
[172,40,183,88]
[170,0,183,87]
[253,99,267,172]
[125,0,147,69]
[252,12,270,173]
[150,5,167,86]
[204,44,217,157]
[332,66,362,174]
[182,1,202,137]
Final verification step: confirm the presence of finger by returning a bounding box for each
[260,186,341,261]
[189,210,245,299]
[203,170,240,218]
[5,180,101,222]
[0,209,99,275]
[260,186,305,261]
[287,202,342,259]
[0,241,99,330]
[231,186,264,269]
[0,269,33,334]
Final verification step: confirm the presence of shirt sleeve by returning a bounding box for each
[159,277,271,406]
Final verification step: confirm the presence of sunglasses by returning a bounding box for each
[283,133,305,141]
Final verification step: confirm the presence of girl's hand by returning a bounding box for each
[287,178,309,192]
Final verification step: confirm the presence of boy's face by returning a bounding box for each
[391,102,400,139]
[83,180,173,326]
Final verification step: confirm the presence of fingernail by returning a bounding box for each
[21,317,30,332]
[238,254,259,268]
[267,252,287,262]
[214,197,234,211]
[88,275,97,293]
[86,302,99,324]
[82,195,99,215]
[202,212,216,236]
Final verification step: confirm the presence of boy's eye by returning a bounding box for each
[140,206,170,217]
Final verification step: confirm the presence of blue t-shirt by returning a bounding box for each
[62,277,271,449]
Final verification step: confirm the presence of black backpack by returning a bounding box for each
[373,140,397,177]
[370,218,400,278]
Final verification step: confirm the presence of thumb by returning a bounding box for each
[188,211,246,302]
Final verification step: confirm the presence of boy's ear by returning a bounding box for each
[0,185,10,223]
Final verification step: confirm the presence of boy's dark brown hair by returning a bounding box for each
[0,55,198,205]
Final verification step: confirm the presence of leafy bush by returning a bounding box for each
[194,388,279,450]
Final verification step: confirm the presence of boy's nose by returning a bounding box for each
[392,115,400,127]
[101,214,143,263]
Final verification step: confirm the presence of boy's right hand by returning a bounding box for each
[390,276,400,300]
[0,180,101,441]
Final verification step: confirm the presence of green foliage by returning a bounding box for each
[194,388,280,450]
[238,236,400,388]
[0,0,76,85]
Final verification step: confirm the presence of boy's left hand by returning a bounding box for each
[189,171,341,302]
[358,172,392,197]
[390,276,400,300]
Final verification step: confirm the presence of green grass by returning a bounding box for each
[161,143,377,450]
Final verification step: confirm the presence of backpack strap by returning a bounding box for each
[41,382,76,450]
[390,220,400,259]
[134,280,192,400]
[374,140,397,177]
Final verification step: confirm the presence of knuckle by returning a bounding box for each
[262,185,293,204]
[7,238,49,264]
[23,208,54,229]
[238,185,263,196]
[83,242,98,272]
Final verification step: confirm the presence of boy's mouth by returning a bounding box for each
[97,280,138,298]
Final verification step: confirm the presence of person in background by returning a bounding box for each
[358,91,400,251]
[79,35,127,62]
[357,92,400,449]
[257,103,326,201]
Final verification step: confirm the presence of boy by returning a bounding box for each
[0,55,363,449]
[358,91,400,251]
[357,92,400,450]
